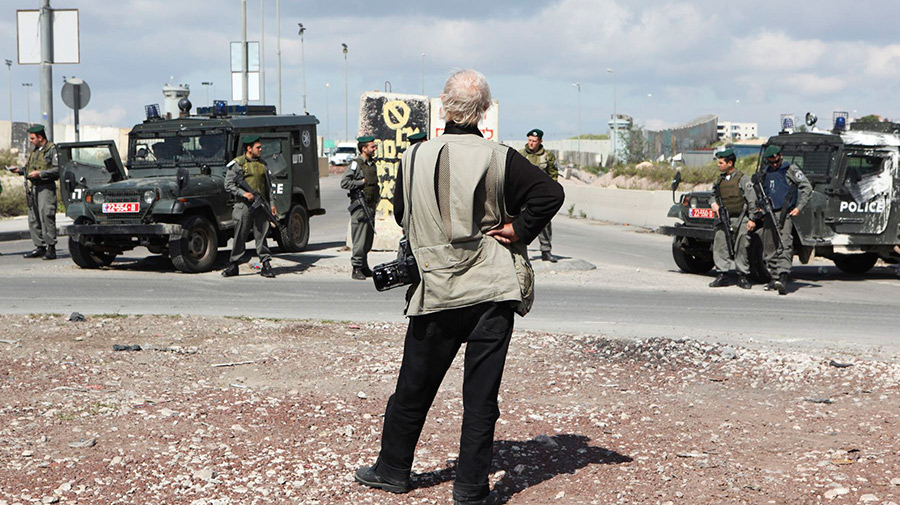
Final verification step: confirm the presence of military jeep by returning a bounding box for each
[661,114,900,279]
[58,104,325,272]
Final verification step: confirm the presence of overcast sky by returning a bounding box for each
[3,0,900,142]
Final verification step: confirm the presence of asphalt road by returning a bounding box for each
[2,175,899,360]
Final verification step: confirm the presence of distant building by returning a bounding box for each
[162,80,190,119]
[646,114,719,159]
[717,121,758,141]
[608,114,633,160]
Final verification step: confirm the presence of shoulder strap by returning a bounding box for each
[406,142,423,242]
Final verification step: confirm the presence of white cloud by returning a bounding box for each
[782,73,846,96]
[864,44,900,77]
[732,32,826,71]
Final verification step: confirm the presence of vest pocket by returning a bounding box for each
[509,241,534,316]
[415,239,516,310]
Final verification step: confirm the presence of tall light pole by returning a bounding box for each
[22,83,33,124]
[325,82,330,141]
[421,53,425,95]
[201,81,213,106]
[276,0,281,113]
[40,0,53,139]
[572,82,581,167]
[607,68,617,164]
[298,23,307,114]
[342,43,348,141]
[259,0,265,104]
[5,59,11,129]
[241,0,248,105]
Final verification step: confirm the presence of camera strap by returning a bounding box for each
[406,142,423,244]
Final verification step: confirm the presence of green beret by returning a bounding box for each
[27,124,46,134]
[763,145,782,157]
[715,148,735,159]
[527,128,543,139]
[241,134,261,146]
[356,135,375,143]
[408,131,426,142]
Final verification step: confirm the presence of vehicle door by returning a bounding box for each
[259,133,292,217]
[56,141,127,209]
[825,148,894,236]
[778,142,841,242]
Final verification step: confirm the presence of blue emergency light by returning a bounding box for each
[213,100,228,117]
[833,111,849,132]
[782,117,794,130]
[144,104,160,120]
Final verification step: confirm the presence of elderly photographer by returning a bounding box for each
[354,69,564,505]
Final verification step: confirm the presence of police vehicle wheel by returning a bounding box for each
[170,215,218,273]
[832,253,878,275]
[748,233,770,283]
[671,236,714,274]
[68,236,116,269]
[276,204,309,252]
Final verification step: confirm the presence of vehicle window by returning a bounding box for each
[70,146,114,167]
[846,154,884,179]
[261,139,282,156]
[129,131,227,169]
[781,147,834,180]
[336,147,356,155]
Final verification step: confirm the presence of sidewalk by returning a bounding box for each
[0,213,72,242]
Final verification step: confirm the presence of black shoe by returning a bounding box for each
[737,275,752,290]
[764,280,775,291]
[541,251,557,263]
[708,273,728,288]
[361,266,373,277]
[260,260,276,278]
[454,491,500,505]
[221,263,239,277]
[24,247,46,259]
[775,273,788,295]
[352,267,366,280]
[354,466,411,494]
[43,246,57,260]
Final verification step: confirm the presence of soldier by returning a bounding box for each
[756,144,811,295]
[340,135,379,280]
[708,148,756,289]
[11,125,59,260]
[407,131,427,145]
[221,135,276,278]
[519,128,559,262]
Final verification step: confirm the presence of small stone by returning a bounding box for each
[41,497,59,504]
[891,478,900,486]
[859,495,878,503]
[193,468,218,481]
[554,491,565,499]
[720,347,738,360]
[159,408,177,418]
[68,312,86,322]
[22,450,34,457]
[357,391,367,399]
[513,464,526,474]
[68,438,96,449]
[109,456,122,466]
[534,434,558,449]
[824,487,850,499]
[231,425,247,433]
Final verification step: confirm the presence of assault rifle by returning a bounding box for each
[348,187,376,233]
[235,175,280,230]
[750,171,785,251]
[7,166,36,215]
[712,183,736,260]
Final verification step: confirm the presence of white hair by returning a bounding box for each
[441,69,491,127]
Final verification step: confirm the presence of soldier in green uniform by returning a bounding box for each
[11,125,59,260]
[221,135,276,278]
[407,131,427,145]
[708,148,756,289]
[519,128,559,262]
[756,144,812,295]
[340,135,379,280]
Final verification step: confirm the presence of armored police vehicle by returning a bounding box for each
[58,101,324,272]
[661,113,900,279]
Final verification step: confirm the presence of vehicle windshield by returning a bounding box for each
[128,130,228,171]
[335,147,355,155]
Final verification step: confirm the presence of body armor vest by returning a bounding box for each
[353,156,379,207]
[718,172,745,214]
[236,155,269,200]
[765,163,798,210]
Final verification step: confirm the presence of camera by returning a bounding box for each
[372,238,420,291]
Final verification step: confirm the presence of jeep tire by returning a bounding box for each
[671,236,714,274]
[68,236,117,269]
[832,252,878,275]
[276,203,310,252]
[170,214,218,273]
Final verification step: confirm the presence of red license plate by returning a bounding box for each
[102,202,140,213]
[689,208,715,219]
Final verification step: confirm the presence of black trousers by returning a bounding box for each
[373,302,514,501]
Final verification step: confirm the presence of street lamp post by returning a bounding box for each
[298,23,307,114]
[607,68,616,164]
[259,0,265,104]
[572,82,581,168]
[342,43,348,141]
[201,81,213,106]
[22,83,33,124]
[325,82,330,141]
[5,59,11,129]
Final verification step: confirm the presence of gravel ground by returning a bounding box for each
[1,314,898,505]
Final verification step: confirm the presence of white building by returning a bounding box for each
[608,114,633,160]
[717,121,758,141]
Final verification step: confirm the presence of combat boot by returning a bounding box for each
[354,466,411,494]
[453,491,500,505]
[23,247,46,259]
[775,273,789,295]
[708,273,728,288]
[221,263,239,277]
[352,267,366,280]
[361,265,373,277]
[260,260,276,278]
[737,275,752,290]
[541,251,557,263]
[43,245,57,260]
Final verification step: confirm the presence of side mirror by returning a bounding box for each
[671,171,682,192]
[176,166,190,194]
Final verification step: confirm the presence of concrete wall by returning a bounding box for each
[561,183,675,229]
[0,120,131,161]
[543,138,611,167]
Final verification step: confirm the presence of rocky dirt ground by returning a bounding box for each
[0,314,898,505]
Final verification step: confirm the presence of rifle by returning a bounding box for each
[235,176,280,230]
[778,184,798,229]
[348,187,376,233]
[8,166,36,214]
[750,171,785,251]
[713,182,736,260]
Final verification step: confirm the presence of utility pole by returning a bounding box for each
[298,23,307,114]
[40,0,53,139]
[5,60,11,132]
[23,83,33,124]
[607,68,617,164]
[573,82,581,167]
[201,81,213,106]
[259,0,265,104]
[325,82,330,140]
[342,43,348,141]
[276,0,281,113]
[241,0,248,105]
